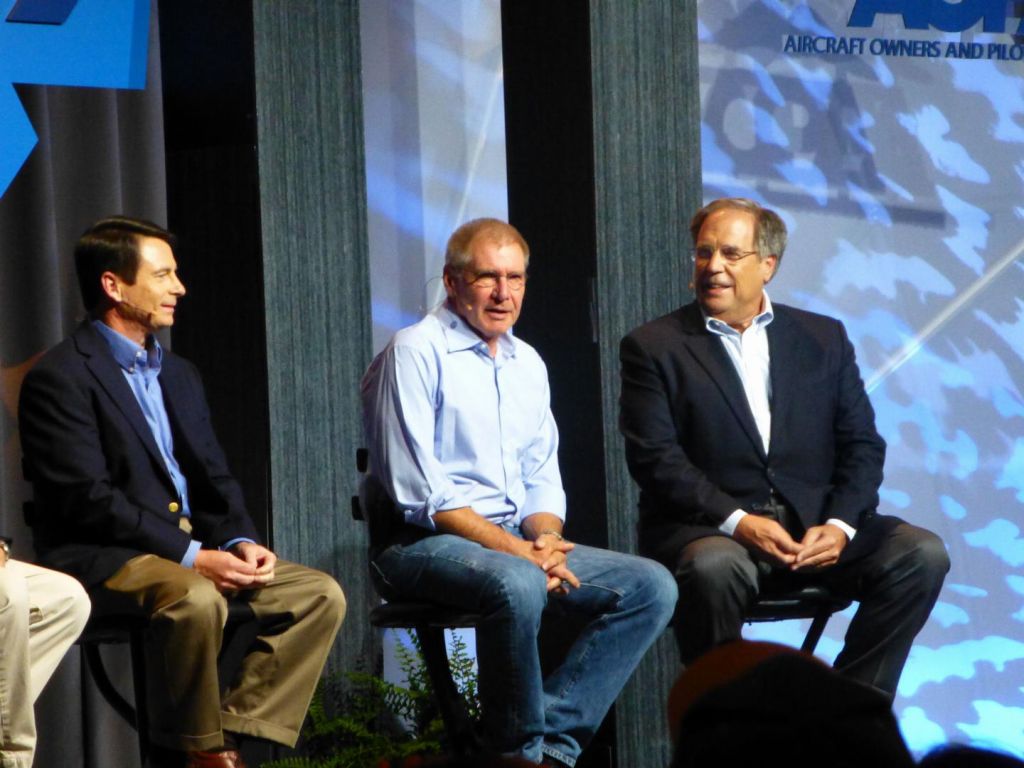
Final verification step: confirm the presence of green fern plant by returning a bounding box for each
[261,629,480,768]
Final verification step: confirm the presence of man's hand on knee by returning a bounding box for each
[793,524,848,571]
[193,549,260,592]
[734,515,803,567]
[527,537,580,593]
[532,533,574,568]
[231,542,277,585]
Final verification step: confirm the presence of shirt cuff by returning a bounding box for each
[181,539,202,568]
[521,488,567,523]
[826,518,857,541]
[720,509,748,537]
[220,537,256,552]
[404,487,473,529]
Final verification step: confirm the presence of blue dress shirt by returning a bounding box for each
[361,305,566,530]
[93,321,203,566]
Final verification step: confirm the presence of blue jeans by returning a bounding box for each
[371,528,677,766]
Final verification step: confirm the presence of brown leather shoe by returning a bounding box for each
[185,750,247,768]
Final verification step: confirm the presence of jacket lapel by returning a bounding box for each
[157,358,200,464]
[74,322,175,486]
[766,309,797,457]
[677,303,767,460]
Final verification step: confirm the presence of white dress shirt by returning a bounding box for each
[703,294,856,541]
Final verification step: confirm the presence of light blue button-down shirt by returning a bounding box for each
[361,305,566,530]
[93,321,203,566]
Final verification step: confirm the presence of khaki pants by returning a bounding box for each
[0,560,90,768]
[95,556,345,752]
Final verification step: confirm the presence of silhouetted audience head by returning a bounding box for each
[919,744,1024,767]
[668,640,915,768]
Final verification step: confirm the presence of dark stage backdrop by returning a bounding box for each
[0,5,167,766]
[1,2,373,765]
[252,0,376,693]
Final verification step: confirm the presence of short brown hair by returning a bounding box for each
[75,216,176,312]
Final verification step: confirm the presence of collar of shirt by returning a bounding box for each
[92,319,163,379]
[701,292,775,338]
[700,293,775,457]
[91,319,199,554]
[435,304,518,361]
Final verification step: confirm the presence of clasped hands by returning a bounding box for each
[734,515,848,571]
[523,532,580,594]
[193,541,277,593]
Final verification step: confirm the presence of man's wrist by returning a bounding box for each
[825,518,856,541]
[537,529,564,542]
[720,510,747,537]
[221,537,257,552]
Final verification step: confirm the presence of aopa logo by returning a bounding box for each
[849,0,1024,34]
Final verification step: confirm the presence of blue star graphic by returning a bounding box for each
[0,0,149,197]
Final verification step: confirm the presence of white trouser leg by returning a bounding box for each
[0,560,89,768]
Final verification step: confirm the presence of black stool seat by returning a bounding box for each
[747,583,851,620]
[744,581,852,653]
[370,601,485,629]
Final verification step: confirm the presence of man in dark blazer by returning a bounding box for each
[19,217,346,768]
[619,197,948,696]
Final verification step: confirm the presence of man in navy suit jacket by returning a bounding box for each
[19,217,346,768]
[619,198,948,696]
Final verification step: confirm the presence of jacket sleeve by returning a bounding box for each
[163,359,261,548]
[619,331,740,526]
[820,320,885,528]
[19,362,195,563]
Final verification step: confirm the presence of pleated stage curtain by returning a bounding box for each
[0,4,166,765]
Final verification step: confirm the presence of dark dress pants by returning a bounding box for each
[672,521,949,696]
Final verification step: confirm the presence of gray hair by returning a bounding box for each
[690,198,787,268]
[445,218,530,271]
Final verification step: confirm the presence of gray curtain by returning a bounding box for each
[252,0,375,686]
[0,4,166,766]
[590,4,701,766]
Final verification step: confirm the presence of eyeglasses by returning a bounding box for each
[691,245,759,264]
[462,270,527,291]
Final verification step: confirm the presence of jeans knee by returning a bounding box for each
[639,560,679,620]
[486,561,547,620]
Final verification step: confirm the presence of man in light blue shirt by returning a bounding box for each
[362,218,677,768]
